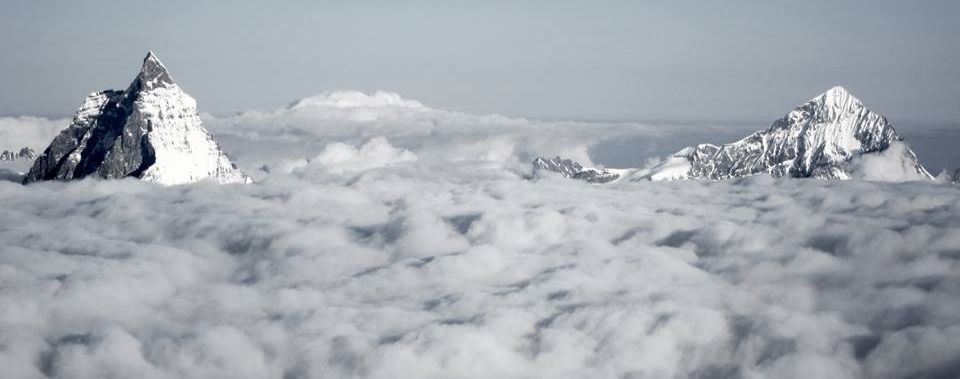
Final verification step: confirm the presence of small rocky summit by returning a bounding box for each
[652,86,931,181]
[0,147,36,162]
[24,52,250,185]
[533,156,620,183]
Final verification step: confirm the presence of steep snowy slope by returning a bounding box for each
[648,87,931,181]
[24,52,250,185]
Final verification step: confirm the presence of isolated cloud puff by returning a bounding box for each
[258,137,419,178]
[311,137,418,174]
[289,90,426,110]
[851,141,931,182]
[284,91,428,123]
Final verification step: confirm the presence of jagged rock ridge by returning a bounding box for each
[24,52,250,185]
[533,156,620,183]
[658,86,931,180]
[0,147,36,162]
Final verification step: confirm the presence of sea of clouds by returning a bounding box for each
[1,91,959,379]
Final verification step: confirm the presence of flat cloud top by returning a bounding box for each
[288,90,427,110]
[1,91,959,379]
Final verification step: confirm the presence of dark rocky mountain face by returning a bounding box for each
[24,52,249,185]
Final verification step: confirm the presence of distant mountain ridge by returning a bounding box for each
[0,147,36,162]
[534,87,933,183]
[533,156,621,183]
[652,86,931,180]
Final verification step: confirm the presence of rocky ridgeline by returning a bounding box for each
[24,52,250,185]
[0,147,36,162]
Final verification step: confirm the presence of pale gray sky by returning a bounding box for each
[1,0,958,123]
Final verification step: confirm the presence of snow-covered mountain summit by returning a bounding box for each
[648,86,931,181]
[24,52,250,185]
[533,156,621,183]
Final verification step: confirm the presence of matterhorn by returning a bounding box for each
[24,52,250,185]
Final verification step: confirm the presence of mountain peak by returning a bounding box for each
[825,85,850,96]
[25,53,250,185]
[136,51,175,90]
[654,86,931,181]
[814,85,862,108]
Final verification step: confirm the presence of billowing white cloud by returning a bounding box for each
[0,116,69,176]
[202,91,650,177]
[311,137,418,174]
[260,137,417,178]
[850,142,931,182]
[1,92,959,379]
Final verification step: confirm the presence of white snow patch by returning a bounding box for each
[647,152,693,181]
[135,85,250,185]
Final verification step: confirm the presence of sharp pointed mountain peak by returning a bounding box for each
[809,85,863,108]
[824,85,851,96]
[776,86,870,127]
[647,86,931,182]
[24,52,250,185]
[136,51,176,90]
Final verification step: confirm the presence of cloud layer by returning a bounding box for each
[0,116,70,177]
[0,116,68,152]
[1,92,959,379]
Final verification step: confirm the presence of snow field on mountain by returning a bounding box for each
[674,87,930,180]
[134,85,249,185]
